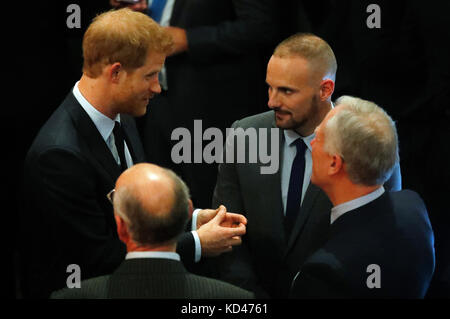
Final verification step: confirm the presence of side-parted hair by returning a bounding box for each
[82,8,173,78]
[114,168,190,246]
[324,96,399,186]
[273,33,337,82]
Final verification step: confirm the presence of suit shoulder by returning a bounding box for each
[232,111,275,129]
[28,92,87,155]
[390,189,424,203]
[186,273,254,299]
[28,109,78,154]
[388,190,429,217]
[50,275,110,299]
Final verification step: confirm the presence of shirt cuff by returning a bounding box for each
[191,208,202,231]
[191,230,202,263]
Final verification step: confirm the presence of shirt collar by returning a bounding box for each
[331,186,385,224]
[284,129,315,152]
[73,81,120,142]
[125,251,181,261]
[282,101,333,151]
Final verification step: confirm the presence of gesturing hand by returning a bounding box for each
[196,206,247,229]
[196,205,247,257]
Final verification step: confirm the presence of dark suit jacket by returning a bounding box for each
[212,110,402,298]
[51,258,254,299]
[142,0,281,208]
[20,92,196,298]
[291,190,435,299]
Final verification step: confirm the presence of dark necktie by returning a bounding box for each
[149,0,167,23]
[113,121,128,172]
[285,138,307,237]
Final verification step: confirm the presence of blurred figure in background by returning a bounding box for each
[110,0,148,12]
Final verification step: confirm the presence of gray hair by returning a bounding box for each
[324,96,399,186]
[113,168,190,246]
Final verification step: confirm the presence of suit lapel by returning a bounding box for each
[286,178,322,252]
[266,118,287,244]
[120,115,146,164]
[64,93,122,182]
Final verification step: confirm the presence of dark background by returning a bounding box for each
[4,0,449,299]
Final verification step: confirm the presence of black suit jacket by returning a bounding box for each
[291,190,435,299]
[51,258,254,299]
[20,92,196,298]
[212,111,402,298]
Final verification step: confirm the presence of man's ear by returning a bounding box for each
[109,62,123,84]
[115,214,130,244]
[320,79,335,101]
[328,154,344,176]
[188,199,194,219]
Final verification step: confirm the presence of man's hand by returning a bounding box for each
[196,206,247,229]
[164,26,188,56]
[196,205,247,257]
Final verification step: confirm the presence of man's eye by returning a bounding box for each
[146,73,158,79]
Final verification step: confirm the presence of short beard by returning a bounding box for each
[275,94,320,135]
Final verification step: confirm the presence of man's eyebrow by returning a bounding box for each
[145,70,159,76]
[266,82,296,91]
[278,86,297,92]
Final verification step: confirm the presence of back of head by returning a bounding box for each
[82,8,173,78]
[274,33,337,82]
[114,164,190,246]
[324,96,399,186]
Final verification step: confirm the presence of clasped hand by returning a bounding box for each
[196,205,247,257]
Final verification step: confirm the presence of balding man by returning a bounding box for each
[290,96,435,298]
[51,163,253,299]
[212,33,402,298]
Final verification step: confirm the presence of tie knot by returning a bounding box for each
[293,138,306,152]
[114,121,121,130]
[113,121,124,137]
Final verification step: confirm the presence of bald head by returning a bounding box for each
[114,163,190,246]
[273,33,337,83]
[116,163,175,218]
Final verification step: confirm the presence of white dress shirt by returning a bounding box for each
[281,102,335,214]
[281,130,315,214]
[72,82,133,168]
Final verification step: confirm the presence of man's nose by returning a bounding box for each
[150,80,161,94]
[268,91,279,109]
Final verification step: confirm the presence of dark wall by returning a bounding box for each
[5,0,449,298]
